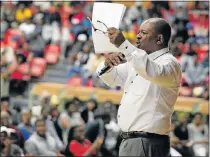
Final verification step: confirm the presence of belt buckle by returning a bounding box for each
[120,132,129,139]
[126,132,129,138]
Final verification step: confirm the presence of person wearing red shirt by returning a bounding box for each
[67,125,103,157]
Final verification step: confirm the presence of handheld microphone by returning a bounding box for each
[98,54,126,76]
[98,65,111,76]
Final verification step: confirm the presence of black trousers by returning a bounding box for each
[119,136,170,157]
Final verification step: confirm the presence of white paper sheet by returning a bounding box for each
[92,2,126,53]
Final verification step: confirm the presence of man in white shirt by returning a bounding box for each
[96,18,182,156]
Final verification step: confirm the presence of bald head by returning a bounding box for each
[145,18,171,47]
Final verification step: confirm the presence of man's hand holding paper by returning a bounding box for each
[107,27,126,48]
[91,2,126,53]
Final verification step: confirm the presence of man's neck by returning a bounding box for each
[37,132,46,139]
[147,46,168,54]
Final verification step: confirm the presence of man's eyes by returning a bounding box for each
[138,31,147,35]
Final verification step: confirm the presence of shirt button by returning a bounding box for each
[125,46,128,49]
[118,115,120,118]
[131,81,133,83]
[125,92,127,94]
[136,74,138,76]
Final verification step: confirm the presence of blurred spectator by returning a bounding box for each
[170,121,183,156]
[10,43,33,96]
[0,16,9,39]
[1,2,16,27]
[18,108,33,140]
[174,114,193,156]
[175,114,189,141]
[1,47,18,100]
[58,100,84,145]
[66,125,104,156]
[25,118,63,156]
[81,99,98,123]
[41,106,64,150]
[184,53,207,85]
[43,5,61,25]
[1,111,25,149]
[41,18,53,44]
[187,112,209,156]
[67,44,92,86]
[0,126,24,157]
[1,99,17,124]
[19,18,35,37]
[15,3,32,23]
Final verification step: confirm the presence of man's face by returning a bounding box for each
[36,121,46,136]
[1,101,9,111]
[194,114,202,125]
[136,21,157,53]
[74,126,85,140]
[68,103,77,113]
[87,101,96,111]
[22,112,31,124]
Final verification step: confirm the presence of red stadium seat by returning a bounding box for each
[11,63,30,81]
[67,75,82,86]
[44,44,61,64]
[30,57,47,77]
[86,78,93,87]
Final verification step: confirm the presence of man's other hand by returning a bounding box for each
[107,27,126,47]
[105,53,126,68]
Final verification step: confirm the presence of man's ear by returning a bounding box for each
[157,34,164,45]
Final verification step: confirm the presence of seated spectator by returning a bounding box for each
[27,20,45,57]
[15,3,32,22]
[19,18,35,37]
[174,113,193,156]
[184,53,207,85]
[1,47,18,100]
[67,44,91,86]
[49,95,63,142]
[66,125,104,156]
[1,111,25,149]
[58,100,84,145]
[41,106,64,150]
[10,43,33,96]
[41,19,53,44]
[175,113,189,141]
[170,121,184,156]
[81,99,98,124]
[0,126,24,157]
[0,16,9,39]
[24,118,63,156]
[18,108,33,140]
[187,112,209,156]
[1,99,19,125]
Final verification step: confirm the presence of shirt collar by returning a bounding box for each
[148,47,169,60]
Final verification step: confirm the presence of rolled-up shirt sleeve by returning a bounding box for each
[118,40,181,87]
[96,61,128,87]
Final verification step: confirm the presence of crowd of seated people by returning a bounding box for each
[0,1,209,157]
[0,92,209,156]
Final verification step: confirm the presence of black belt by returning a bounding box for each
[120,131,169,140]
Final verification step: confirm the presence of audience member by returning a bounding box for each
[25,118,63,156]
[187,112,209,156]
[66,125,104,156]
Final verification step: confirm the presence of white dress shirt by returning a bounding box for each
[96,40,182,135]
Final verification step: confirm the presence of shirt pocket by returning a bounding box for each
[131,76,150,96]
